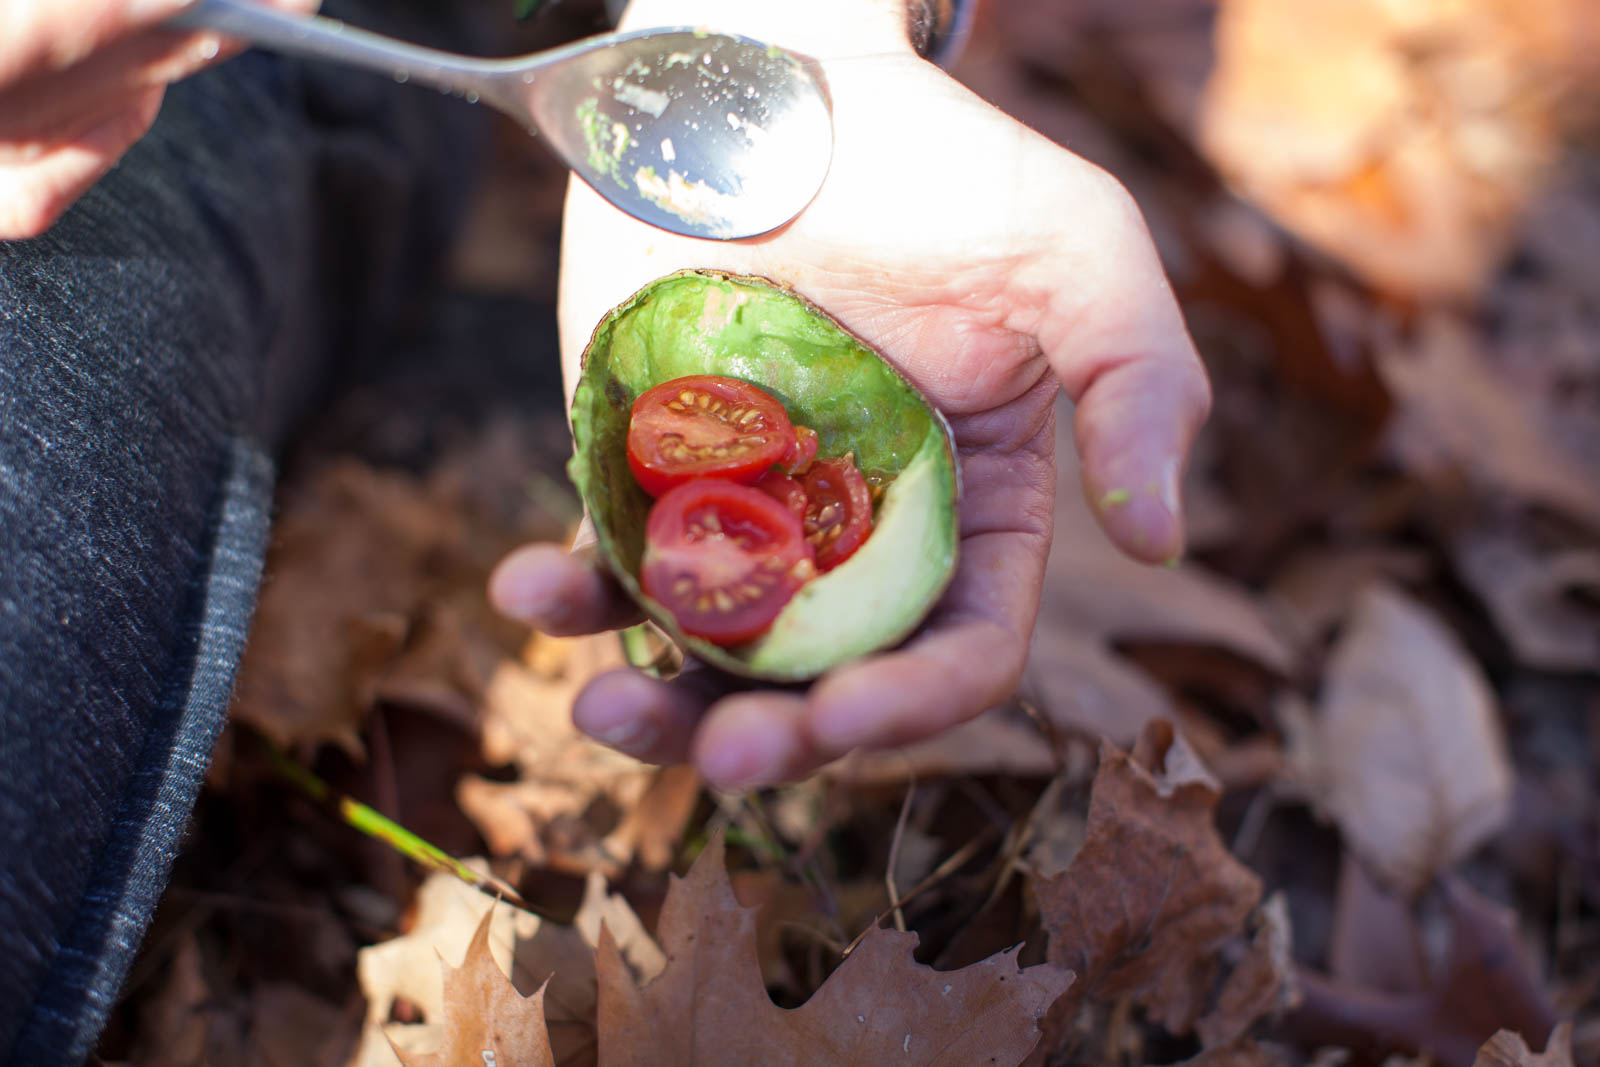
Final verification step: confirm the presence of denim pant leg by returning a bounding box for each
[0,10,488,1061]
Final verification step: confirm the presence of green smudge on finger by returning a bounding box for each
[1100,488,1132,507]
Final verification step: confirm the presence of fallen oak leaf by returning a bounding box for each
[1452,530,1600,674]
[1379,314,1600,534]
[1198,0,1598,300]
[1288,582,1513,896]
[1024,406,1296,748]
[596,833,1072,1066]
[1286,878,1561,1067]
[392,907,556,1067]
[354,866,657,1067]
[1473,1023,1576,1067]
[1197,893,1299,1049]
[1035,720,1263,1038]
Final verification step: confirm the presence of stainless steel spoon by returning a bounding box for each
[167,0,833,239]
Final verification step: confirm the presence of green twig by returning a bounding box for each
[266,742,530,909]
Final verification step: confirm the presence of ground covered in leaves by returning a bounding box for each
[93,0,1600,1064]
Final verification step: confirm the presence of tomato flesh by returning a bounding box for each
[781,425,819,475]
[627,375,797,497]
[641,479,816,645]
[801,455,874,571]
[754,469,808,518]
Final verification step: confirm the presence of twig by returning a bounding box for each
[266,740,532,911]
[981,772,1068,915]
[885,780,917,933]
[840,827,999,959]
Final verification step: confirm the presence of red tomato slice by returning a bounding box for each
[754,469,808,518]
[641,479,817,645]
[801,454,874,571]
[781,424,820,475]
[627,375,797,497]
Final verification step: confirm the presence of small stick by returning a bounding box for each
[841,828,998,959]
[885,780,917,933]
[267,741,532,911]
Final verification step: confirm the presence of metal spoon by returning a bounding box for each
[168,0,833,239]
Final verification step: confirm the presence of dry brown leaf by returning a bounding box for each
[1291,878,1561,1067]
[1266,545,1433,651]
[1291,582,1512,895]
[1380,314,1600,534]
[1453,530,1600,673]
[1036,720,1263,1037]
[1328,851,1426,994]
[392,908,555,1067]
[1474,1023,1577,1067]
[455,633,674,876]
[1025,402,1296,747]
[232,424,565,753]
[131,932,357,1067]
[1200,0,1598,299]
[231,461,471,752]
[1198,893,1299,1048]
[354,865,659,1067]
[836,703,1061,784]
[1186,1040,1296,1067]
[596,833,1072,1066]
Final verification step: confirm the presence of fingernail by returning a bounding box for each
[1094,489,1174,560]
[1091,452,1184,563]
[1157,456,1181,519]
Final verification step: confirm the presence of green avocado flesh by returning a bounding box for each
[568,271,960,681]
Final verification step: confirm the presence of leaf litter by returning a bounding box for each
[97,0,1600,1065]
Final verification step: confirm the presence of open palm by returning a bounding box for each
[491,42,1210,788]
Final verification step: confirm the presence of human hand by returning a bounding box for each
[490,0,1210,788]
[0,0,317,238]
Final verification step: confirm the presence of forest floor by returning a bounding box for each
[93,0,1599,1064]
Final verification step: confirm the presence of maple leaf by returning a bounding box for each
[1473,1024,1576,1067]
[595,833,1072,1066]
[1035,720,1263,1036]
[392,907,556,1067]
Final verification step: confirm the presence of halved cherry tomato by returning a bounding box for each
[627,375,797,497]
[801,454,874,571]
[640,479,817,645]
[781,424,819,475]
[754,469,808,519]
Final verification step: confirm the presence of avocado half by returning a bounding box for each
[568,270,960,681]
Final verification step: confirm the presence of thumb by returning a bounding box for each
[1025,163,1211,564]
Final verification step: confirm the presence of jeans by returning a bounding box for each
[0,4,490,1060]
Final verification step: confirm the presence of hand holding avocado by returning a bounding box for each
[489,0,1212,789]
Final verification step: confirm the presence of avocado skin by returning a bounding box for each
[570,270,960,682]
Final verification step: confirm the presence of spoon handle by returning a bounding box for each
[167,0,501,98]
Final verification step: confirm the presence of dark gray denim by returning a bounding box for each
[0,5,488,1060]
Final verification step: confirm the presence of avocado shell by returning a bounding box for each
[568,270,960,682]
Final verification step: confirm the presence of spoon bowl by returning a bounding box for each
[169,0,833,240]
